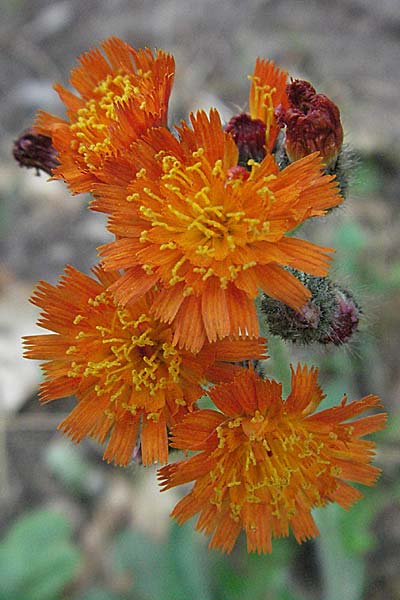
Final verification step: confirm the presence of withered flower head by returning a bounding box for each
[275,80,344,167]
[225,113,266,167]
[13,130,59,176]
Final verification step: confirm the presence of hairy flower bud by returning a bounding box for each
[261,271,360,345]
[319,288,361,345]
[275,80,343,167]
[225,113,266,167]
[13,130,59,176]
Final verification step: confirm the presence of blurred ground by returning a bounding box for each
[0,1,399,599]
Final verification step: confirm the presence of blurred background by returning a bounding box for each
[1,1,399,599]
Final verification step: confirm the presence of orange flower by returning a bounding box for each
[23,265,265,466]
[34,37,175,193]
[159,366,386,554]
[98,109,342,352]
[248,58,289,151]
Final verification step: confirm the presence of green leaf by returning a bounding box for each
[0,509,81,600]
[314,504,365,600]
[113,521,213,600]
[166,521,213,600]
[77,589,122,600]
[210,536,297,600]
[2,509,72,550]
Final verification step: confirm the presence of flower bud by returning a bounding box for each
[225,113,266,167]
[13,130,59,176]
[319,288,361,345]
[275,80,343,167]
[261,271,360,345]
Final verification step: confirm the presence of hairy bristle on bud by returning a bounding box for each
[261,270,360,345]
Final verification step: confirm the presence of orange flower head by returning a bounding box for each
[98,109,342,352]
[248,58,289,151]
[23,265,265,466]
[34,37,175,193]
[159,366,386,554]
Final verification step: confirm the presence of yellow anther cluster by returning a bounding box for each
[94,73,140,120]
[210,411,349,521]
[134,148,288,295]
[142,264,154,275]
[169,256,187,286]
[249,75,277,145]
[88,292,109,307]
[66,297,182,404]
[70,72,144,169]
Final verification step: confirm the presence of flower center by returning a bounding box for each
[70,72,146,170]
[136,151,271,290]
[212,413,339,521]
[66,292,182,407]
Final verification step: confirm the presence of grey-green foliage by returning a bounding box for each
[112,520,301,600]
[113,522,212,600]
[0,509,81,600]
[77,590,122,600]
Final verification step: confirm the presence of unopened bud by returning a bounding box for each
[225,113,266,167]
[319,288,361,345]
[275,80,343,167]
[13,130,59,176]
[261,271,360,345]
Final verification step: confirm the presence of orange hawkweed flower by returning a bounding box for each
[248,58,289,151]
[98,109,342,352]
[159,366,386,554]
[23,265,265,466]
[34,37,175,193]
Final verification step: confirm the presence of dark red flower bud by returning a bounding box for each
[275,80,343,167]
[225,113,266,167]
[13,130,59,176]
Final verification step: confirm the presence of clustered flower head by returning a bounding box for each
[18,38,386,554]
[159,366,385,553]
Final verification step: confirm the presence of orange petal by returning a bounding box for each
[103,416,140,466]
[141,413,168,465]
